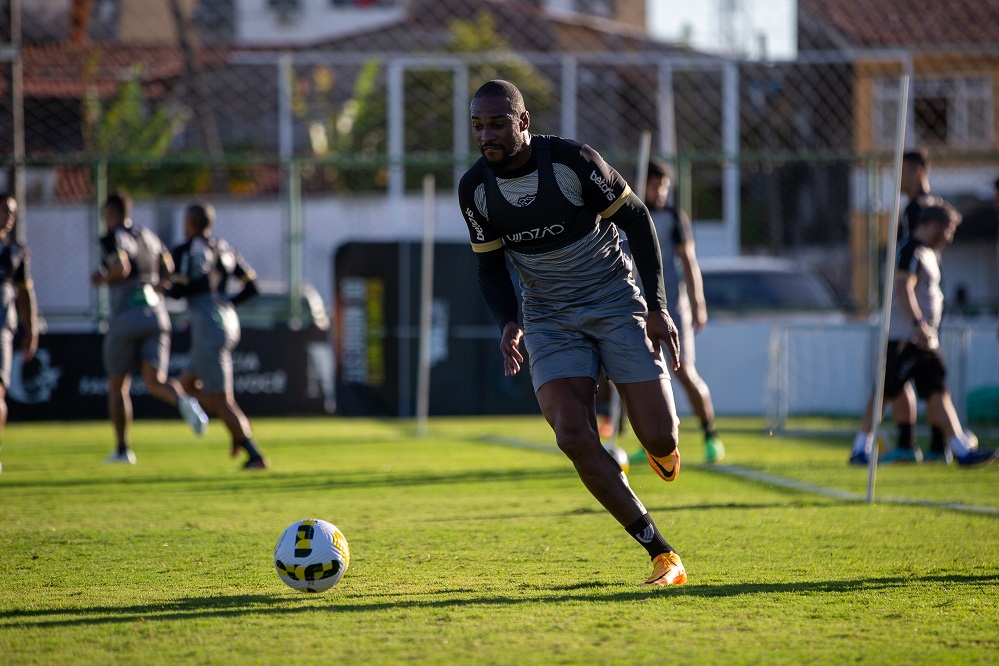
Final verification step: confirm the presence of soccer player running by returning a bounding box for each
[91,192,209,464]
[459,80,686,586]
[632,158,724,464]
[0,194,39,473]
[849,204,997,467]
[852,149,946,463]
[167,203,268,470]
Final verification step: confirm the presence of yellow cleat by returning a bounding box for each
[647,447,680,482]
[642,551,687,586]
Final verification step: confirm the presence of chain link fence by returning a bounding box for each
[3,0,999,327]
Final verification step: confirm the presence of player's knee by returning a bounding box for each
[640,417,679,457]
[552,422,599,460]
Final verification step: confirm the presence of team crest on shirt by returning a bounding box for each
[517,194,536,207]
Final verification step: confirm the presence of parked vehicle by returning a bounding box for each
[698,256,842,318]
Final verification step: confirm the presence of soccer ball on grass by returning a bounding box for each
[605,444,630,475]
[274,518,350,593]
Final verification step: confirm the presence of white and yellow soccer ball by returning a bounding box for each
[274,518,350,593]
[605,444,630,475]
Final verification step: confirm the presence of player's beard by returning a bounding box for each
[481,135,527,172]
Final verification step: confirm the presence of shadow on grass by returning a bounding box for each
[0,466,581,494]
[4,573,997,629]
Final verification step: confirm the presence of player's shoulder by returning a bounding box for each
[458,157,488,191]
[137,224,166,246]
[212,236,233,252]
[546,135,584,157]
[917,192,946,207]
[549,136,608,171]
[172,237,193,254]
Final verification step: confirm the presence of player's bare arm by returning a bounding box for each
[15,280,38,361]
[679,243,707,331]
[895,272,930,348]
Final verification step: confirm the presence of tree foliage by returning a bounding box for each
[81,59,194,196]
[299,11,553,192]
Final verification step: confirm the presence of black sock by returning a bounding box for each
[625,513,673,559]
[240,438,263,459]
[117,443,130,455]
[702,421,716,438]
[930,426,946,454]
[896,424,915,451]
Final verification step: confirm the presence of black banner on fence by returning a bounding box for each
[7,328,333,421]
[333,241,538,417]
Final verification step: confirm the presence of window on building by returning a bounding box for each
[269,0,301,23]
[575,0,614,18]
[874,76,993,149]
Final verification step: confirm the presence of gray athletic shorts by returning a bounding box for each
[0,328,12,387]
[188,304,240,394]
[524,297,669,393]
[103,306,171,377]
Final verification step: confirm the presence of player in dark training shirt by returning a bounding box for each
[168,203,268,470]
[0,194,39,474]
[853,149,948,464]
[459,80,687,586]
[91,192,209,464]
[850,204,996,467]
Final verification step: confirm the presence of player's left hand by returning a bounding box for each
[647,309,681,372]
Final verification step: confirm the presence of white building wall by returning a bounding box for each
[235,0,406,45]
[26,196,999,419]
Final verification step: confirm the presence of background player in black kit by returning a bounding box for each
[91,192,209,464]
[856,149,948,464]
[459,80,687,586]
[168,203,268,470]
[0,194,39,474]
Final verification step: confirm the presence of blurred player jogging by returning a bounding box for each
[91,192,209,464]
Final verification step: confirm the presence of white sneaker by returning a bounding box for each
[949,432,978,458]
[179,396,209,436]
[104,450,137,464]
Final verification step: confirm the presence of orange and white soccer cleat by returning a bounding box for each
[642,551,687,586]
[647,447,680,482]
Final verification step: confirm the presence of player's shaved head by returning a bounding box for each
[103,192,132,222]
[903,148,929,171]
[185,202,216,235]
[472,80,526,115]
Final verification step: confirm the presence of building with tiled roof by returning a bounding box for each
[799,0,999,310]
[799,0,999,50]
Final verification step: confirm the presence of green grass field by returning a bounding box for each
[1,416,997,664]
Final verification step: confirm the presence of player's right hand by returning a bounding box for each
[647,309,681,372]
[500,321,524,376]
